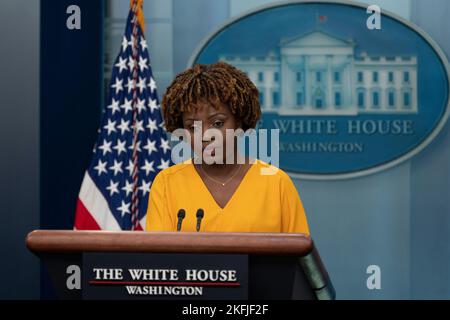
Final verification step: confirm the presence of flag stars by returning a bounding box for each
[94,159,108,176]
[138,56,148,72]
[113,139,127,155]
[111,78,123,95]
[98,139,112,155]
[148,77,157,92]
[109,160,123,176]
[87,23,170,225]
[121,36,130,52]
[122,180,134,197]
[148,98,159,113]
[125,77,135,94]
[126,160,135,176]
[103,119,117,135]
[136,98,146,114]
[160,138,170,154]
[117,119,131,135]
[133,120,145,134]
[120,98,133,115]
[107,98,120,115]
[139,180,152,196]
[143,138,157,155]
[115,56,128,73]
[140,37,148,51]
[157,159,171,171]
[141,160,155,175]
[117,200,131,217]
[128,141,142,153]
[146,119,158,134]
[106,180,119,196]
[128,57,136,71]
[136,77,146,93]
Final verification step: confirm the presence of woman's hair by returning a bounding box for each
[161,61,261,132]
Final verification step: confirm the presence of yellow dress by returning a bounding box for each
[145,158,310,235]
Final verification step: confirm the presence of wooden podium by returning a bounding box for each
[26,231,335,300]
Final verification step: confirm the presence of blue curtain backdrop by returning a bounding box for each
[40,0,104,298]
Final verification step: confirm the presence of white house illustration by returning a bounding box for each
[220,30,418,115]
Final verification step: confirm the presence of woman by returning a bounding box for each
[145,62,310,234]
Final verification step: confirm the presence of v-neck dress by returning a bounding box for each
[145,158,310,234]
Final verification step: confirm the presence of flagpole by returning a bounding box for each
[130,0,141,230]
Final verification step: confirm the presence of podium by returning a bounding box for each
[26,230,335,300]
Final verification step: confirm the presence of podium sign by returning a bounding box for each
[26,231,335,300]
[83,253,248,300]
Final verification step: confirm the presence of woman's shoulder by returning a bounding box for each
[154,158,193,180]
[253,158,291,181]
[252,159,299,196]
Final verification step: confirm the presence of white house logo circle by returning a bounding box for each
[189,1,450,180]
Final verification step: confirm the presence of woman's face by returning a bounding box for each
[181,99,241,164]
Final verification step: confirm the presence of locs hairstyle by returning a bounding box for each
[161,61,262,132]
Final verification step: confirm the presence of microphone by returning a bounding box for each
[176,209,186,232]
[196,208,204,232]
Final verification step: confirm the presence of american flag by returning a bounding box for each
[74,0,171,231]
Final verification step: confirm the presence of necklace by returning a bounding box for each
[199,164,243,187]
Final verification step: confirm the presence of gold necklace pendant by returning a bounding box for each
[200,164,242,187]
